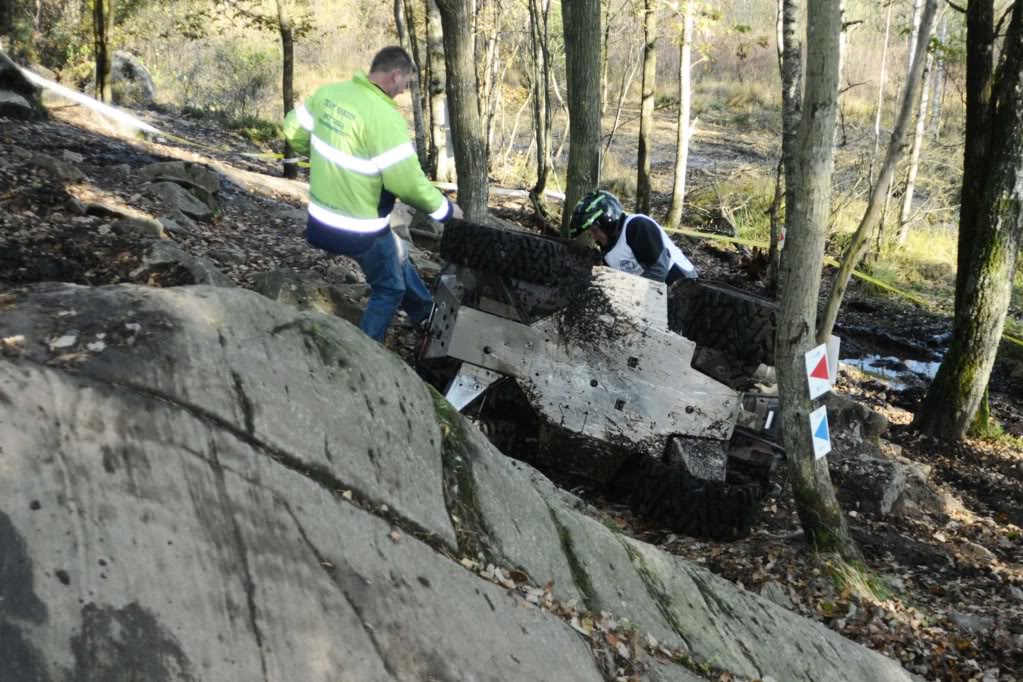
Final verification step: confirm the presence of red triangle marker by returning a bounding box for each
[810,355,830,381]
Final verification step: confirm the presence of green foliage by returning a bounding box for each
[174,41,278,120]
[227,115,284,143]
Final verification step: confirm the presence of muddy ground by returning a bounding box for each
[2,101,1022,681]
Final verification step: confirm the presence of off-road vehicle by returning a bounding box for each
[418,219,782,539]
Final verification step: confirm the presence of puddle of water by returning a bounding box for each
[842,355,942,391]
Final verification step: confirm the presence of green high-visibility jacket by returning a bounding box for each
[283,71,450,234]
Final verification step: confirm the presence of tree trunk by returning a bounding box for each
[868,2,892,185]
[665,0,694,228]
[93,0,114,103]
[435,0,489,221]
[896,48,932,244]
[405,0,431,155]
[396,0,430,170]
[600,0,613,115]
[907,0,924,74]
[277,0,298,180]
[636,0,657,214]
[776,0,859,560]
[779,0,803,293]
[561,0,602,235]
[914,0,1023,440]
[816,0,939,344]
[927,14,948,133]
[528,0,554,223]
[956,0,995,312]
[427,0,453,181]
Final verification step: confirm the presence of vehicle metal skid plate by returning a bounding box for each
[445,268,741,457]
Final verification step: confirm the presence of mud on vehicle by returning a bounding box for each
[418,219,782,540]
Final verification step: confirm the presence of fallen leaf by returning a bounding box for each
[342,490,353,500]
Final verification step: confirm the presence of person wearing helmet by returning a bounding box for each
[568,190,697,284]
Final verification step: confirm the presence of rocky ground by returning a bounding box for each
[2,101,1022,681]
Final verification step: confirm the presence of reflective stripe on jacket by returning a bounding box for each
[283,71,451,234]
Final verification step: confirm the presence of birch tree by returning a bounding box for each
[427,0,453,181]
[868,2,893,185]
[816,0,939,344]
[897,10,937,245]
[775,0,859,560]
[665,0,694,228]
[774,0,803,290]
[636,0,657,214]
[914,0,1023,440]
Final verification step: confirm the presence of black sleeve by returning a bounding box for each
[624,216,666,270]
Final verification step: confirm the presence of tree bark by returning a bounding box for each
[956,0,995,312]
[914,0,1023,440]
[427,0,454,181]
[435,0,489,221]
[778,0,803,293]
[561,0,602,235]
[93,0,114,103]
[665,0,694,229]
[636,0,657,214]
[816,0,939,344]
[896,47,932,244]
[396,0,430,170]
[776,0,859,560]
[277,0,298,180]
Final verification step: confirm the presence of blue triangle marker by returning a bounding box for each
[814,414,830,441]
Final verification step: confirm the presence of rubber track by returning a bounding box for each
[440,219,571,285]
[628,455,763,541]
[668,279,778,369]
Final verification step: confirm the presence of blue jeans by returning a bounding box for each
[350,231,434,342]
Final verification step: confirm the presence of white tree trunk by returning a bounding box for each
[666,0,694,227]
[868,3,892,185]
[897,49,933,243]
[817,0,939,342]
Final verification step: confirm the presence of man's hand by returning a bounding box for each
[450,202,464,220]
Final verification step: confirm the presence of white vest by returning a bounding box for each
[603,215,697,278]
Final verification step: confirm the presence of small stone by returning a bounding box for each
[960,540,997,564]
[67,198,88,216]
[49,334,77,350]
[62,150,84,163]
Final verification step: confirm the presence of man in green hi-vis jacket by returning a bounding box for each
[284,46,461,342]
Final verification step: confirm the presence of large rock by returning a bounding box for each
[110,50,156,105]
[457,412,916,681]
[147,181,215,221]
[140,161,221,195]
[0,50,45,120]
[0,283,918,682]
[251,269,366,326]
[28,152,84,183]
[131,240,234,287]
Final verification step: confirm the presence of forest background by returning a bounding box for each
[2,0,1004,322]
